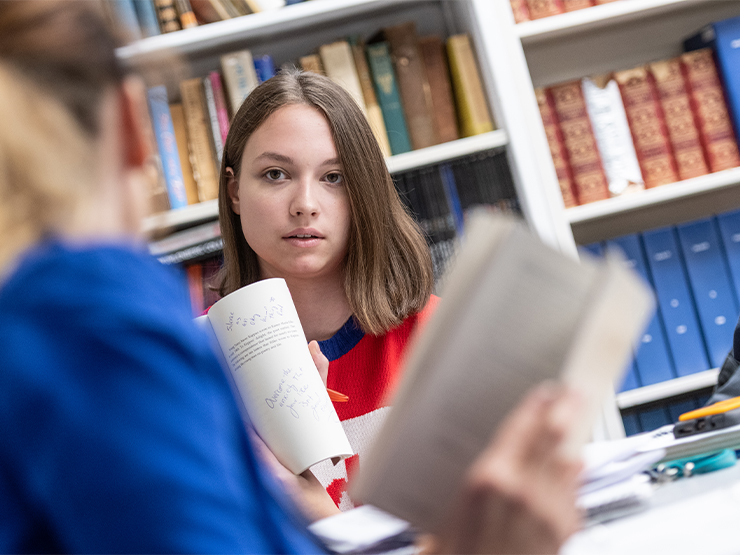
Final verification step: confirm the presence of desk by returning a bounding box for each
[562,463,740,554]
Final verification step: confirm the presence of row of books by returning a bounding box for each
[582,208,740,394]
[109,0,297,40]
[145,23,495,212]
[509,0,622,24]
[394,149,519,284]
[539,45,740,208]
[621,390,711,436]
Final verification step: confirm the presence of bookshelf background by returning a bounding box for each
[117,0,740,439]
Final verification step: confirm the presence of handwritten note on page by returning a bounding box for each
[207,278,353,474]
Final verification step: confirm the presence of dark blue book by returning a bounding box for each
[438,164,464,236]
[715,209,740,307]
[676,218,738,369]
[147,86,188,209]
[622,413,642,436]
[253,54,276,83]
[684,15,740,145]
[617,360,641,392]
[133,0,161,38]
[606,235,677,386]
[642,227,710,377]
[667,398,698,423]
[637,406,672,432]
[578,242,603,258]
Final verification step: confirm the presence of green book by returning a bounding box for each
[366,41,412,155]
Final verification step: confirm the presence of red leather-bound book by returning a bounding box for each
[548,81,609,204]
[649,58,709,181]
[509,0,531,23]
[525,0,564,20]
[614,66,678,188]
[535,87,579,207]
[681,48,740,173]
[563,0,593,11]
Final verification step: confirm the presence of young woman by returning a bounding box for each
[0,2,583,553]
[217,70,439,507]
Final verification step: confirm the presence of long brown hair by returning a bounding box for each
[218,70,433,335]
[0,1,126,271]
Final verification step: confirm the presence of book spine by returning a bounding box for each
[139,83,171,213]
[419,36,460,144]
[509,0,530,23]
[180,78,220,201]
[350,38,392,158]
[299,54,324,74]
[146,86,188,209]
[174,0,198,28]
[153,0,182,32]
[220,50,259,117]
[548,81,610,204]
[716,209,740,308]
[202,75,224,165]
[112,0,144,41]
[439,163,465,235]
[385,21,439,149]
[209,71,231,147]
[593,0,621,3]
[681,48,740,173]
[534,87,579,208]
[676,218,738,368]
[581,75,644,197]
[614,67,678,188]
[189,0,229,22]
[366,42,413,156]
[650,58,709,181]
[525,0,564,19]
[186,263,205,316]
[319,40,368,115]
[133,0,161,37]
[253,54,276,83]
[708,17,740,153]
[446,34,495,138]
[563,0,593,11]
[641,227,710,377]
[169,102,200,205]
[605,235,676,386]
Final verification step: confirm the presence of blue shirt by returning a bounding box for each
[0,239,324,554]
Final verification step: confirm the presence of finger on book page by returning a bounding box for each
[308,340,329,387]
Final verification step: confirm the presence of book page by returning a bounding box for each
[207,278,352,474]
[353,212,653,531]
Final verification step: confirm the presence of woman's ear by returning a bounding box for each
[226,167,241,215]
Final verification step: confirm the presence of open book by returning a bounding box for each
[351,211,655,532]
[198,278,353,474]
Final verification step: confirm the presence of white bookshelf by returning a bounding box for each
[617,369,719,410]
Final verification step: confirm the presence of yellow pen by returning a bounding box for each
[678,395,740,421]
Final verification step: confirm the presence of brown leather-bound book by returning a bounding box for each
[153,0,182,32]
[548,81,609,204]
[509,0,531,23]
[419,35,459,144]
[535,87,579,207]
[563,0,593,11]
[681,49,740,173]
[614,67,678,188]
[299,54,324,74]
[180,78,220,201]
[649,58,709,181]
[525,0,565,19]
[384,21,438,150]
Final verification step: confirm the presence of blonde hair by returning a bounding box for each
[0,1,125,273]
[218,70,434,335]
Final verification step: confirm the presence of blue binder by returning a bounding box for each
[716,209,740,307]
[637,406,672,432]
[642,227,710,376]
[676,218,738,369]
[622,413,642,436]
[606,235,677,386]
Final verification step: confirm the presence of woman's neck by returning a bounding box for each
[282,275,352,342]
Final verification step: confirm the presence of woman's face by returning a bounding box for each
[228,104,351,283]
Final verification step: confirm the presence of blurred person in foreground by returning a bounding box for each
[0,2,583,553]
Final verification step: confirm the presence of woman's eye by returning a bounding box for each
[265,169,285,181]
[325,172,343,184]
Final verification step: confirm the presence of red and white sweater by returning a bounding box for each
[311,296,439,510]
